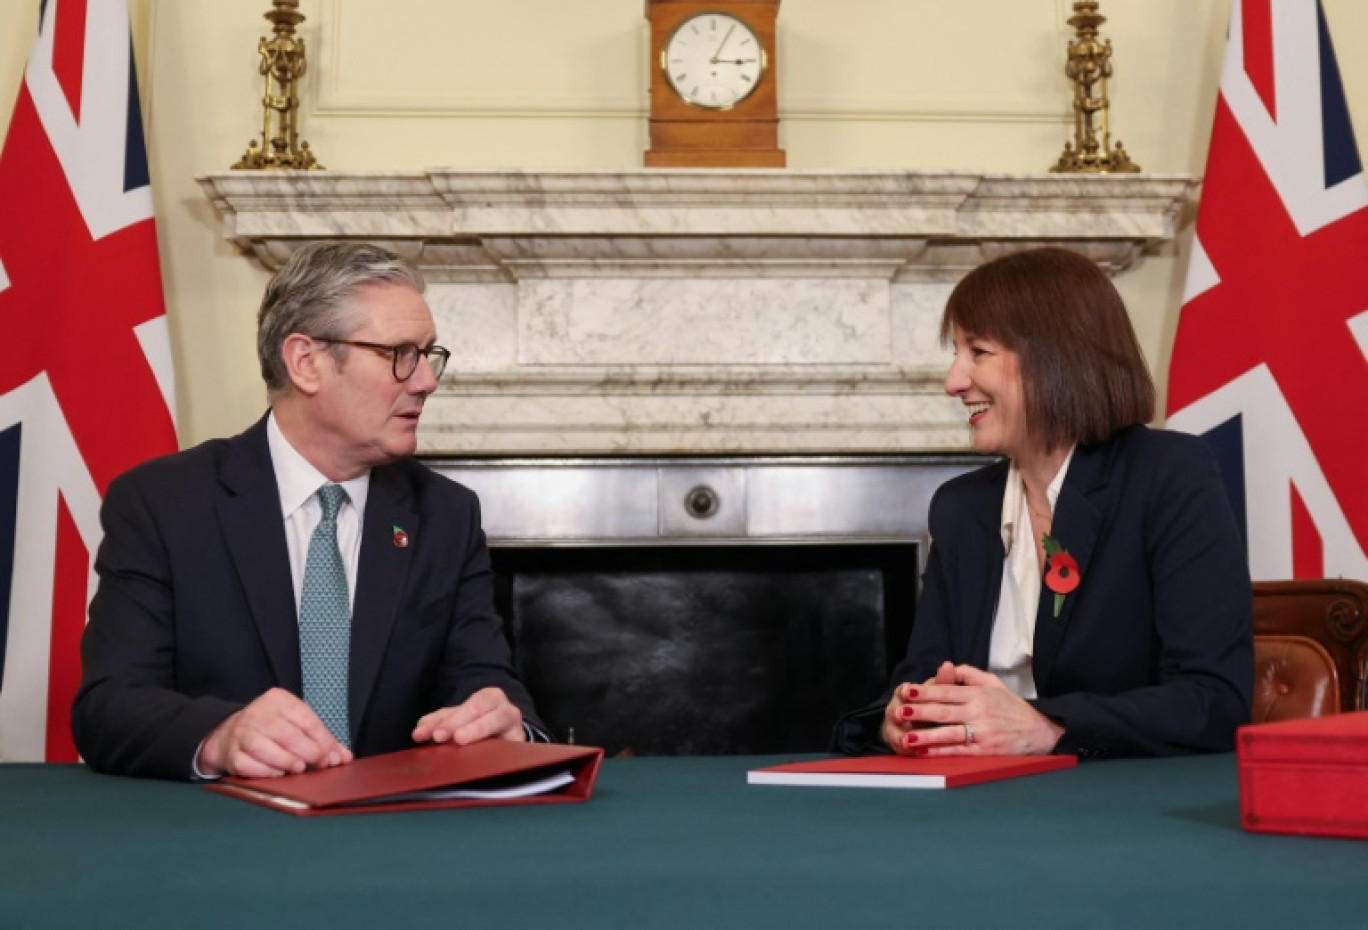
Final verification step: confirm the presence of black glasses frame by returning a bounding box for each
[313,338,450,381]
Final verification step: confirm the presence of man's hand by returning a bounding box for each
[412,687,526,746]
[198,688,352,779]
[882,661,1063,756]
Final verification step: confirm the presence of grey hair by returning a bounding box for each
[257,241,427,394]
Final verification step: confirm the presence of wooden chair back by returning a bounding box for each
[1252,579,1368,722]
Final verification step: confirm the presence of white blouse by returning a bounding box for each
[988,447,1074,699]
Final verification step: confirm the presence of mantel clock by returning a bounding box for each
[645,0,785,167]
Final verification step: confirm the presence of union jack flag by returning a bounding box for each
[0,0,177,762]
[1167,0,1368,582]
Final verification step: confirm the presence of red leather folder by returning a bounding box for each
[1238,710,1368,839]
[206,740,604,817]
[748,754,1076,789]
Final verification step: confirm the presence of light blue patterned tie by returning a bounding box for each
[300,483,351,748]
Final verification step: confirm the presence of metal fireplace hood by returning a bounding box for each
[434,454,981,549]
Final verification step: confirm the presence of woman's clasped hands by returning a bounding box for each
[881,661,1065,757]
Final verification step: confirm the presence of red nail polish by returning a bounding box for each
[900,706,915,719]
[904,732,919,745]
[907,687,920,699]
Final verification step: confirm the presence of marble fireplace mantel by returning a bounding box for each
[198,169,1196,456]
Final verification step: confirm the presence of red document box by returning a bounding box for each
[1238,710,1368,839]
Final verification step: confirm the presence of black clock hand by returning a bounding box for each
[709,23,736,64]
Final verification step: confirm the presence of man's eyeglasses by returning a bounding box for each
[313,338,450,381]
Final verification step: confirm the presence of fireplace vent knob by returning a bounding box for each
[684,485,720,520]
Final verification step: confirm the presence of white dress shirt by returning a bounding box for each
[988,447,1075,700]
[265,413,370,612]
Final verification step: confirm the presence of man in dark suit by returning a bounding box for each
[73,242,546,780]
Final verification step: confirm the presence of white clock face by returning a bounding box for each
[662,13,766,110]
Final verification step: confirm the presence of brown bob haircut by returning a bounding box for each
[940,246,1155,451]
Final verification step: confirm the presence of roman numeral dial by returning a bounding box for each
[662,13,767,109]
[644,0,784,168]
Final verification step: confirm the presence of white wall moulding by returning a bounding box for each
[198,169,1195,456]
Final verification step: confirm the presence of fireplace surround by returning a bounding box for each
[198,168,1196,457]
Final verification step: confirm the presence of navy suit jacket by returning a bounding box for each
[73,416,544,780]
[833,426,1253,758]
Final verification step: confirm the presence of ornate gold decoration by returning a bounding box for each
[1052,1,1139,174]
[232,0,323,170]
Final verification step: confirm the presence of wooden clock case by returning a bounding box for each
[645,0,786,167]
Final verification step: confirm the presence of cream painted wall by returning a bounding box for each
[3,0,1368,445]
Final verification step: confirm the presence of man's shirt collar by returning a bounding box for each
[265,411,370,520]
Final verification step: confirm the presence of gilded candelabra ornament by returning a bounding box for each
[1052,1,1139,174]
[232,0,323,170]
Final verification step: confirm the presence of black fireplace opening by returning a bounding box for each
[491,543,918,756]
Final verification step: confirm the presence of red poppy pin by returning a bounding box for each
[393,525,409,548]
[1042,534,1080,618]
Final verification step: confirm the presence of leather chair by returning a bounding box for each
[1251,579,1368,722]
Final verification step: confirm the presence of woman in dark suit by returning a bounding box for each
[833,247,1252,758]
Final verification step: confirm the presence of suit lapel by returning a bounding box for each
[1032,438,1116,693]
[349,464,418,739]
[964,463,1008,667]
[215,418,302,692]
